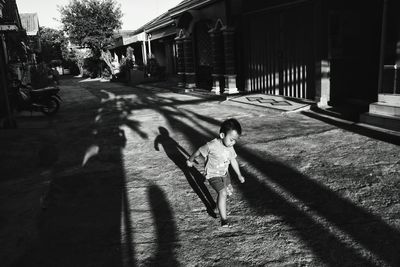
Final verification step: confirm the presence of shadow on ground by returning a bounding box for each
[154,127,217,218]
[13,79,177,267]
[125,86,399,266]
[11,78,400,266]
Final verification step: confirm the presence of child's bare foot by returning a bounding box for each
[221,219,231,228]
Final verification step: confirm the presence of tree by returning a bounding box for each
[71,48,92,76]
[59,0,122,57]
[38,27,69,64]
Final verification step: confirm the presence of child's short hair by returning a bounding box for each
[220,118,242,135]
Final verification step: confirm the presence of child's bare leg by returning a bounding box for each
[217,188,227,220]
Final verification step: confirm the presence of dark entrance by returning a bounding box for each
[243,3,315,99]
[194,20,213,90]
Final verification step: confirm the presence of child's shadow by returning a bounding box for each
[154,127,217,218]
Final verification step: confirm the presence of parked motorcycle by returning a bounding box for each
[10,79,61,116]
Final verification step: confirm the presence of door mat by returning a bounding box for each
[228,94,312,112]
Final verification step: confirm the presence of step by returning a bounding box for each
[356,122,400,138]
[310,106,361,122]
[369,102,400,117]
[378,94,400,105]
[360,112,400,132]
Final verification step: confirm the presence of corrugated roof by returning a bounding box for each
[3,0,23,29]
[20,13,39,36]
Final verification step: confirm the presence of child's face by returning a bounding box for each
[220,130,240,147]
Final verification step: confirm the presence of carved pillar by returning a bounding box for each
[222,26,239,94]
[183,37,196,89]
[209,27,224,95]
[175,36,185,87]
[315,60,330,106]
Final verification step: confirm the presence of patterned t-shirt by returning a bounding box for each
[199,138,237,179]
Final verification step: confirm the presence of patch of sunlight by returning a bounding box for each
[79,78,103,83]
[101,89,117,103]
[94,114,102,123]
[82,145,99,166]
[100,89,138,103]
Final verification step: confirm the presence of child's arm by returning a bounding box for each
[186,149,201,167]
[231,158,245,183]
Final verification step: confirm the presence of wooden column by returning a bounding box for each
[183,37,196,89]
[209,27,224,95]
[222,26,239,94]
[175,36,186,87]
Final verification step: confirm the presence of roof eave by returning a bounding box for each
[168,0,217,18]
[145,19,176,33]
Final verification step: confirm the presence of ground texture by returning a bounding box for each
[1,77,400,267]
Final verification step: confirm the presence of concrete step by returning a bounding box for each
[378,94,400,105]
[360,112,400,132]
[310,105,362,122]
[356,122,400,138]
[369,102,400,117]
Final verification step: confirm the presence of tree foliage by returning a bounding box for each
[59,0,122,56]
[38,26,68,64]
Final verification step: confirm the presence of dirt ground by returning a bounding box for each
[1,76,399,267]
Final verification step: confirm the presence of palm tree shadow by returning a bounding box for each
[157,109,369,264]
[145,184,180,266]
[154,127,217,218]
[185,109,400,266]
[26,83,145,267]
[122,86,399,265]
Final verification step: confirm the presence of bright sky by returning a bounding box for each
[16,0,183,30]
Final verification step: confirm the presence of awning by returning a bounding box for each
[149,27,177,41]
[110,32,146,49]
[123,32,146,45]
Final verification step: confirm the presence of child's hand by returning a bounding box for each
[238,175,245,183]
[186,160,194,168]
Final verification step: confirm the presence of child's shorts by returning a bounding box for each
[208,173,231,192]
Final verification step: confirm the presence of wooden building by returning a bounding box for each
[0,0,26,128]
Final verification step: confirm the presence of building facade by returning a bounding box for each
[0,0,27,128]
[115,0,398,131]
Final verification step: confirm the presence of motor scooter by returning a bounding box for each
[10,79,61,116]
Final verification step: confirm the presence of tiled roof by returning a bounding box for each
[125,0,216,36]
[20,13,39,36]
[134,0,211,33]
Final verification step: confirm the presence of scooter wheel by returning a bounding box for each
[41,97,60,116]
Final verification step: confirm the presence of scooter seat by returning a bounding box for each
[31,87,60,96]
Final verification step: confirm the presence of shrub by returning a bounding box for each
[102,67,112,79]
[83,56,101,78]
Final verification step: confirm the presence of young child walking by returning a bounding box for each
[186,118,245,227]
